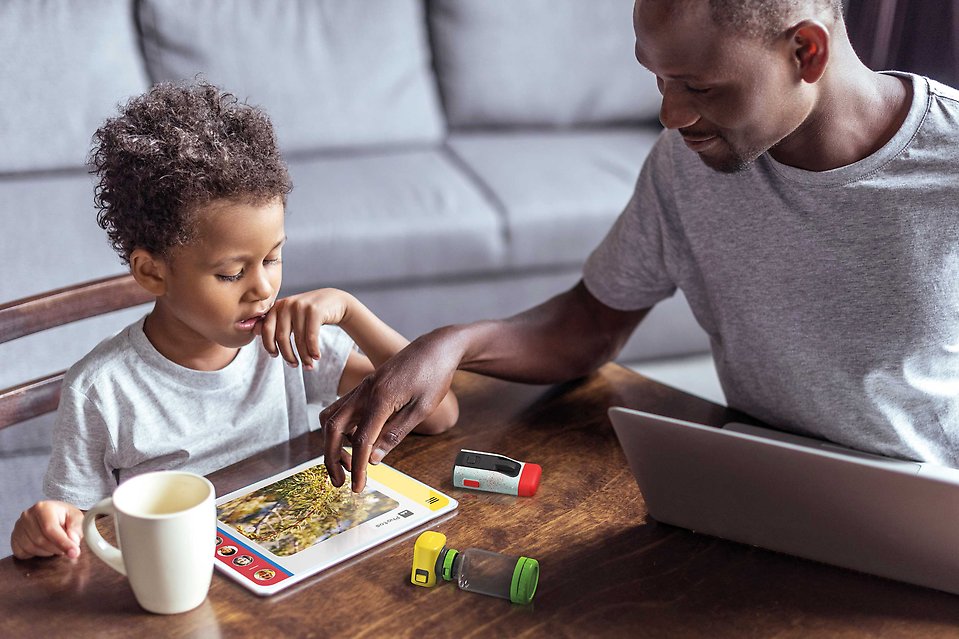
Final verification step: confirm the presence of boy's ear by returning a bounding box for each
[129,248,167,296]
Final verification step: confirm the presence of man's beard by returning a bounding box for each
[699,135,765,174]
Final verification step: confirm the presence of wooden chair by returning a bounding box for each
[0,274,152,430]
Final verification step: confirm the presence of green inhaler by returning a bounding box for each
[411,531,539,605]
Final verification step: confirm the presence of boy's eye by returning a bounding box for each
[686,84,711,95]
[264,256,282,266]
[216,270,244,282]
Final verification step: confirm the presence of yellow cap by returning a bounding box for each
[411,531,447,587]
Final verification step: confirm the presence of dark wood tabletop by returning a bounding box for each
[3,364,959,638]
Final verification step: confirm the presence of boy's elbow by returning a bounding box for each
[414,393,459,435]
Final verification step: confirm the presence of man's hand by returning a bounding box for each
[258,288,353,369]
[321,326,465,492]
[320,281,648,493]
[11,500,84,560]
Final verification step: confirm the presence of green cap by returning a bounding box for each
[509,556,539,605]
[441,548,459,581]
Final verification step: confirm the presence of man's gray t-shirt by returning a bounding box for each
[584,73,959,465]
[44,316,353,508]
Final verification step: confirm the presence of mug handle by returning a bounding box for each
[82,497,126,575]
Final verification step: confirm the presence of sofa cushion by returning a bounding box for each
[0,172,129,301]
[0,0,149,173]
[0,171,150,390]
[281,149,504,291]
[429,0,661,128]
[139,0,446,154]
[448,128,661,269]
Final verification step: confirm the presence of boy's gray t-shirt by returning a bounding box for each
[44,316,354,508]
[584,73,959,465]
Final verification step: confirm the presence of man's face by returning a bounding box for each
[634,0,812,173]
[158,196,286,353]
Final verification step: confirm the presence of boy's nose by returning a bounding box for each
[658,83,699,130]
[247,267,276,301]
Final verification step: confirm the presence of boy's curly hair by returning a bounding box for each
[91,81,292,264]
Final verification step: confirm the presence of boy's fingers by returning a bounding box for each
[10,537,28,560]
[39,517,79,556]
[292,309,314,369]
[259,311,278,356]
[63,509,84,557]
[301,309,322,363]
[274,310,297,366]
[19,519,61,557]
[11,536,52,560]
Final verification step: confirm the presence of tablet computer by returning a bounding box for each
[212,456,457,596]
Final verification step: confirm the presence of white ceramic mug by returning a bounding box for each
[82,471,216,614]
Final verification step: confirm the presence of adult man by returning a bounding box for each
[323,0,959,492]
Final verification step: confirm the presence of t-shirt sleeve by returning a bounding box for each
[302,324,355,421]
[583,131,679,311]
[43,386,117,509]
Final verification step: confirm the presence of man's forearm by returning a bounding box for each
[440,283,649,384]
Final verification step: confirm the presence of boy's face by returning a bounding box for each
[634,0,814,173]
[156,196,286,354]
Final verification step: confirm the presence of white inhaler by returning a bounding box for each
[452,449,541,497]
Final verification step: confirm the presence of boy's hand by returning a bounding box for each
[258,288,353,369]
[11,501,84,560]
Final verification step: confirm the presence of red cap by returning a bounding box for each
[517,463,542,497]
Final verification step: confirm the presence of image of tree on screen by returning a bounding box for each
[217,465,399,556]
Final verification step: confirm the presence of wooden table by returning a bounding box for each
[3,364,959,638]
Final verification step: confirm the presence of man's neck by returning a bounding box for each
[769,54,913,172]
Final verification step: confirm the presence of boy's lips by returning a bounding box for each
[235,312,269,331]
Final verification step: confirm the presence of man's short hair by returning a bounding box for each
[91,81,292,264]
[708,0,844,40]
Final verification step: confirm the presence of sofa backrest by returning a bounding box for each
[0,0,661,174]
[0,0,149,174]
[428,0,662,129]
[138,0,446,155]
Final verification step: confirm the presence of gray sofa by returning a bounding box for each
[0,0,709,553]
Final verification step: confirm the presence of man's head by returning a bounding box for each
[634,0,845,172]
[91,81,292,264]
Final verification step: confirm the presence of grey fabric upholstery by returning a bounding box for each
[448,128,662,269]
[139,0,446,153]
[282,149,503,290]
[429,0,662,127]
[0,0,149,173]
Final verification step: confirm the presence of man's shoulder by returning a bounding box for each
[927,77,959,105]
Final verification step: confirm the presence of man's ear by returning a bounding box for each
[789,20,830,84]
[130,248,167,297]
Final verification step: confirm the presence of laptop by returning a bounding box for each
[608,407,959,594]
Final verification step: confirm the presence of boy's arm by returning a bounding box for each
[260,289,458,434]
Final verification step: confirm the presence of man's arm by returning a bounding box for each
[321,280,649,491]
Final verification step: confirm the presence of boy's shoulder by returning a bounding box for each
[62,317,145,396]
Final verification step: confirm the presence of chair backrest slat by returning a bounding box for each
[0,374,63,430]
[0,274,151,345]
[0,274,152,430]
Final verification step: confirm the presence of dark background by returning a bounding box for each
[846,0,959,87]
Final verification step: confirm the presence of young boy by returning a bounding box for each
[10,82,458,560]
